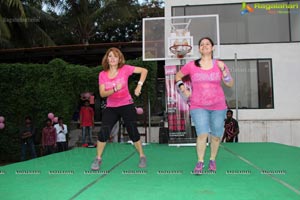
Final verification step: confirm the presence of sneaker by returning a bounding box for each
[193,161,204,175]
[82,143,88,147]
[138,156,147,168]
[209,160,216,171]
[91,158,102,171]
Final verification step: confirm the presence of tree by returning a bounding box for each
[91,0,141,43]
[0,0,55,48]
[0,0,25,47]
[46,0,164,44]
[0,0,164,48]
[48,0,118,44]
[139,0,164,18]
[89,0,164,43]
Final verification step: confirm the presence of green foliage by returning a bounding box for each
[0,122,20,162]
[127,58,157,108]
[0,0,56,48]
[0,58,156,162]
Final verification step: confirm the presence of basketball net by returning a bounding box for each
[168,20,193,63]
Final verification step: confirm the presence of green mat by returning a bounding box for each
[1,143,299,200]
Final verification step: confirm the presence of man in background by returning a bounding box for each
[222,109,239,143]
[20,116,37,161]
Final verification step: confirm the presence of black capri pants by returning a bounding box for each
[98,104,140,142]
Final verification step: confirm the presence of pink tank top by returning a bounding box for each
[99,65,135,107]
[180,59,228,110]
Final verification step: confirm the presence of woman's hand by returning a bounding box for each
[217,60,225,71]
[217,60,234,88]
[134,85,142,96]
[183,88,191,98]
[115,83,122,91]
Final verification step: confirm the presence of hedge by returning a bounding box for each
[0,58,157,162]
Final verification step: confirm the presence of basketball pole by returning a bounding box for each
[148,94,151,142]
[179,57,193,142]
[234,53,239,121]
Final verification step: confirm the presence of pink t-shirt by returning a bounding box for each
[99,65,135,107]
[180,59,229,110]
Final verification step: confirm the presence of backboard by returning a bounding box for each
[142,15,220,61]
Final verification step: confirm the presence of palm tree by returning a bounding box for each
[49,0,149,44]
[70,0,107,44]
[0,0,55,48]
[50,0,118,45]
[0,0,25,47]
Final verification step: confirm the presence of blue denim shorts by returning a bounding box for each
[190,109,227,138]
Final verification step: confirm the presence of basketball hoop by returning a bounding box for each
[169,44,192,59]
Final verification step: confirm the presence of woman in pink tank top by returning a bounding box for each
[91,47,148,170]
[175,37,234,175]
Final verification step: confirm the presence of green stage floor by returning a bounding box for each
[1,142,299,200]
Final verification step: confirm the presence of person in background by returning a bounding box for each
[54,117,68,152]
[20,116,37,161]
[222,109,240,143]
[79,100,94,147]
[42,118,57,155]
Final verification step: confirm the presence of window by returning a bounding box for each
[223,59,273,109]
[172,1,300,44]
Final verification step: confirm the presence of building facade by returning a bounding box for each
[165,0,300,146]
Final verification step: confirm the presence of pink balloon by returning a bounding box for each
[0,116,4,123]
[48,113,54,120]
[136,107,144,115]
[0,123,5,129]
[53,117,58,123]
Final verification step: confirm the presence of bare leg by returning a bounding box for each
[96,140,106,159]
[134,140,145,158]
[96,139,145,158]
[91,140,106,170]
[134,140,146,168]
[196,134,209,162]
[210,135,221,160]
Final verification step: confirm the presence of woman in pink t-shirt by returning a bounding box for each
[175,37,234,175]
[91,47,148,170]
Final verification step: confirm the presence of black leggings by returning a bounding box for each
[98,104,140,142]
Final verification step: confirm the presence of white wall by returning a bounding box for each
[164,0,300,146]
[222,43,300,121]
[239,120,300,147]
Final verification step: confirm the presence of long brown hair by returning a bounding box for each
[101,47,125,71]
